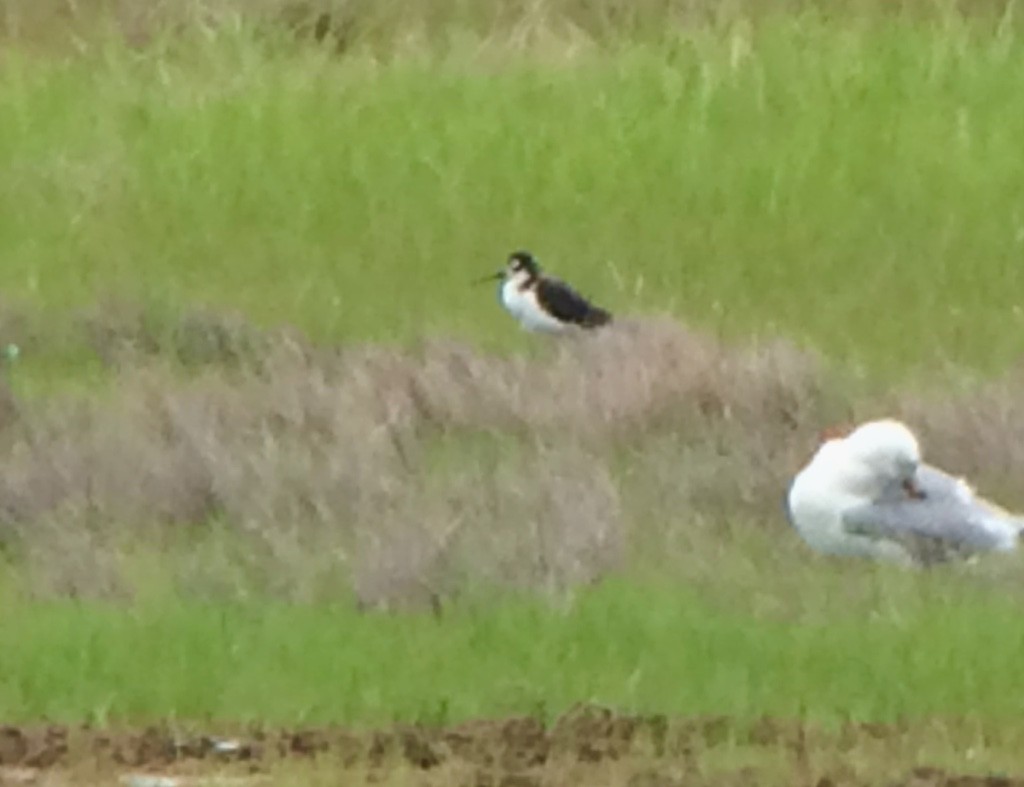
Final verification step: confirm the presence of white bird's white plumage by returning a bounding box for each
[786,420,919,563]
[786,418,1024,565]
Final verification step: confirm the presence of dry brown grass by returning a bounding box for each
[3,0,1021,55]
[2,308,1023,605]
[0,314,835,604]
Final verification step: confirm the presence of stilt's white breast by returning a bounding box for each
[500,280,569,333]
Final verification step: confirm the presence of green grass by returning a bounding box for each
[2,568,1024,725]
[2,17,1024,383]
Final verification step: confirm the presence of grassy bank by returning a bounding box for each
[3,311,1024,725]
[2,6,1024,730]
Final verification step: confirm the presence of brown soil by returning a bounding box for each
[0,706,1021,787]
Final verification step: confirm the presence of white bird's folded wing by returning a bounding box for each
[842,497,1022,557]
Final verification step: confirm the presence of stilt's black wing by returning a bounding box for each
[534,278,612,329]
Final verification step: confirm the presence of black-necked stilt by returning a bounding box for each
[476,250,612,333]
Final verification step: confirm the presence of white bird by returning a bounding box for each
[786,418,1024,565]
[476,250,612,333]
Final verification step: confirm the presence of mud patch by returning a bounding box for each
[0,707,1021,786]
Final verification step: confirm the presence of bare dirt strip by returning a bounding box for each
[0,705,1021,786]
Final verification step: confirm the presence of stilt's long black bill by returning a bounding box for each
[472,271,504,285]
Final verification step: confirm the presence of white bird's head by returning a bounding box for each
[840,419,924,499]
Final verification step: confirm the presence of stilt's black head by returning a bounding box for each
[473,250,542,286]
[507,250,541,278]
